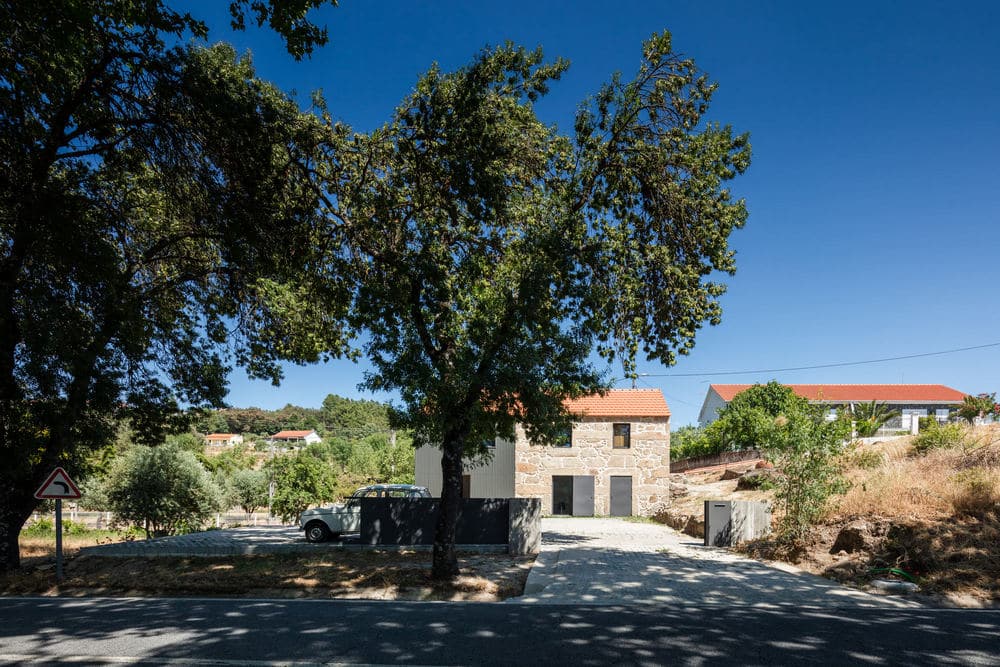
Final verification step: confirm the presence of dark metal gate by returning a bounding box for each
[572,475,595,516]
[610,475,632,516]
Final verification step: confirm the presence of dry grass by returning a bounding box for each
[0,550,535,601]
[832,426,1000,521]
[18,531,131,562]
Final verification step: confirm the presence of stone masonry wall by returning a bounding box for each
[513,417,670,516]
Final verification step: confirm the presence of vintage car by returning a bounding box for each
[298,484,431,542]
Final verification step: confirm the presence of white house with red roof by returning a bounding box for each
[203,433,244,447]
[414,389,671,516]
[698,384,967,429]
[267,429,322,447]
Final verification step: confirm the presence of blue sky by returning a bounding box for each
[182,0,1000,427]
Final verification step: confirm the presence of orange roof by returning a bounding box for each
[205,433,237,439]
[564,389,670,417]
[271,430,317,438]
[711,384,967,403]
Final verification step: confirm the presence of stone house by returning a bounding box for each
[698,384,967,430]
[414,389,671,517]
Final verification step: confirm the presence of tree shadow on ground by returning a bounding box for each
[0,596,996,665]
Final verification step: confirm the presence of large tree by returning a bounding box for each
[0,0,339,570]
[313,34,751,578]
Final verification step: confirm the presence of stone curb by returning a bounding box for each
[510,549,560,600]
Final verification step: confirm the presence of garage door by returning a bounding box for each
[610,475,632,516]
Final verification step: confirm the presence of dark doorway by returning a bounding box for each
[552,475,595,516]
[610,475,632,516]
[552,476,573,515]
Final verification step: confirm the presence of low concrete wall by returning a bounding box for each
[671,449,761,473]
[704,500,771,547]
[359,498,510,546]
[508,498,541,555]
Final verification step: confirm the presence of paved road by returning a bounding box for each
[518,518,922,607]
[0,597,997,666]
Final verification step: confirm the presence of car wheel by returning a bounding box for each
[305,521,331,543]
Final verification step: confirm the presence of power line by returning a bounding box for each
[620,341,1000,380]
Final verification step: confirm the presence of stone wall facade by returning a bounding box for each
[513,416,670,516]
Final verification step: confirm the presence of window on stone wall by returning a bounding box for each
[555,426,573,448]
[612,423,631,449]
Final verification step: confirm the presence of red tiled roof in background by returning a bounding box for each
[271,430,317,438]
[564,389,670,417]
[205,433,236,439]
[710,384,967,403]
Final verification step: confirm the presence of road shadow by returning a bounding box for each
[0,597,995,665]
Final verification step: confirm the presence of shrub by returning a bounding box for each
[736,469,778,490]
[912,421,966,455]
[99,444,224,538]
[21,518,54,535]
[266,451,337,522]
[948,468,1000,517]
[758,403,850,540]
[846,447,885,470]
[670,425,713,460]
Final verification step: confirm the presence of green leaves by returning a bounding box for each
[307,32,752,465]
[266,451,337,522]
[852,400,899,438]
[98,444,223,538]
[0,0,338,570]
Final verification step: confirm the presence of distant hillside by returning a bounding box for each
[193,394,391,439]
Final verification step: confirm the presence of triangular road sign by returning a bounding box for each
[34,467,82,500]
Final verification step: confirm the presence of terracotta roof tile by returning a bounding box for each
[710,384,967,403]
[564,389,670,417]
[205,433,237,439]
[271,430,317,438]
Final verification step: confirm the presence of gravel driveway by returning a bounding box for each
[513,517,924,608]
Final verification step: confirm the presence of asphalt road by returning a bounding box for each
[0,597,997,666]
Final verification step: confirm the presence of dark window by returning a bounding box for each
[613,423,631,449]
[555,427,573,448]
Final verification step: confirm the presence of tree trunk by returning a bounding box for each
[432,437,465,580]
[0,497,35,573]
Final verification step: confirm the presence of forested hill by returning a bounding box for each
[193,395,392,439]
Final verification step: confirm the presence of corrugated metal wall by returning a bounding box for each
[413,439,515,498]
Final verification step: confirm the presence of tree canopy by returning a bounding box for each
[0,0,338,570]
[307,34,751,578]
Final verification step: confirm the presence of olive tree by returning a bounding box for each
[229,469,270,516]
[100,445,223,538]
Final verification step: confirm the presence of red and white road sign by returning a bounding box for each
[33,467,82,500]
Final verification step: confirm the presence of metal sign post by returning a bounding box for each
[34,467,82,586]
[54,499,63,582]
